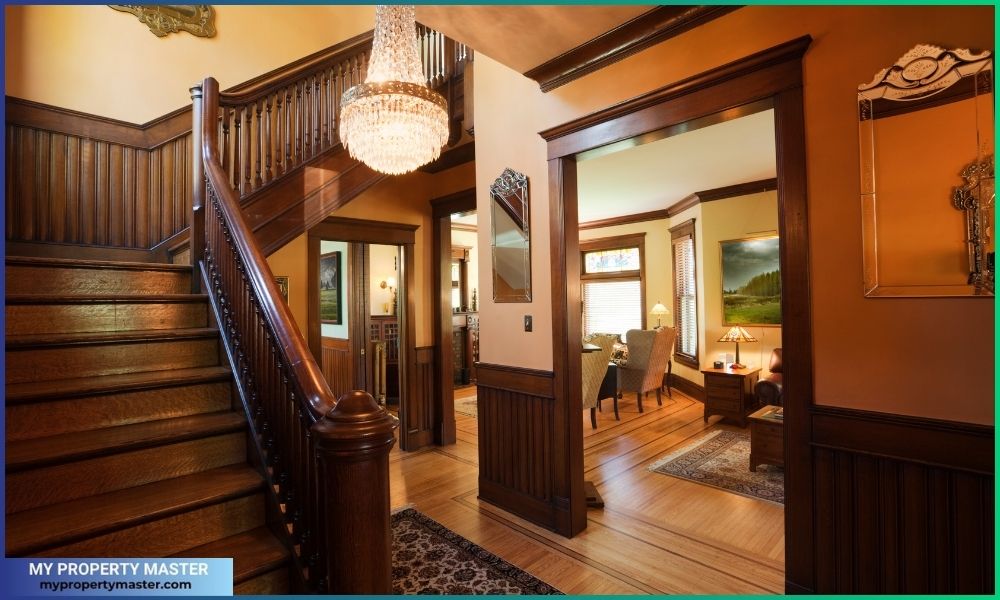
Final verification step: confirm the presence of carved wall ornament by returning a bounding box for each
[109,5,216,38]
[953,155,995,294]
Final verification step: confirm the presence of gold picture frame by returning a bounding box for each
[109,5,217,38]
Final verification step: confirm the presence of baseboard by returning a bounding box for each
[669,375,705,402]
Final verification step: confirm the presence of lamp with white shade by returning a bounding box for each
[650,302,670,327]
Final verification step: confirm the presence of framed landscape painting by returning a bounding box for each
[720,235,781,326]
[319,251,342,324]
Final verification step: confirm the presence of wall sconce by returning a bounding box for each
[380,275,397,315]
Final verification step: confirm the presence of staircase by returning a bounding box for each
[4,256,291,595]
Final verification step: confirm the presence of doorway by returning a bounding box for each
[539,38,813,551]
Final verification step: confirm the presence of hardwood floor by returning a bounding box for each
[389,386,785,594]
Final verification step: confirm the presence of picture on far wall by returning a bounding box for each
[720,235,781,326]
[275,276,289,301]
[319,251,342,324]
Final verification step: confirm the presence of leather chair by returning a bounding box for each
[755,348,783,405]
[582,333,616,429]
[617,327,676,414]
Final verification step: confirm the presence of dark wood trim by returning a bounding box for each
[4,240,160,264]
[310,217,418,246]
[579,208,669,231]
[524,6,742,93]
[546,155,587,538]
[696,177,778,203]
[579,232,647,329]
[579,232,646,253]
[539,36,811,156]
[431,188,476,446]
[475,363,554,398]
[810,406,993,475]
[430,188,477,217]
[666,194,700,218]
[6,96,192,148]
[420,141,475,174]
[669,374,705,402]
[544,37,815,590]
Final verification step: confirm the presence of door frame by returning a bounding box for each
[430,188,476,445]
[540,35,815,585]
[307,216,423,450]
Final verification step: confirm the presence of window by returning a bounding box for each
[671,219,699,367]
[581,234,645,338]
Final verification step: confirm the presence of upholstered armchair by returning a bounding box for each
[582,333,616,429]
[618,327,676,413]
[755,348,783,405]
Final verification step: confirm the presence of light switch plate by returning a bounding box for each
[523,315,532,332]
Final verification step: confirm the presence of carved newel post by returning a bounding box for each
[312,390,399,593]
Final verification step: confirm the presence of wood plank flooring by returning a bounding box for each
[389,385,785,594]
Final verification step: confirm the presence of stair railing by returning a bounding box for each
[188,26,469,593]
[193,76,398,594]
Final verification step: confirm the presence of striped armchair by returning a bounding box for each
[618,327,676,413]
[582,333,616,429]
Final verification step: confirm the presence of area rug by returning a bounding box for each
[648,429,784,504]
[454,396,478,418]
[391,508,562,595]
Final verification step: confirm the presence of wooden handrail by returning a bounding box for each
[195,77,398,593]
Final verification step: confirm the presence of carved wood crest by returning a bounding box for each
[859,44,992,111]
[109,5,216,38]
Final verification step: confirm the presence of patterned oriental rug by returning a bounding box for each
[648,429,784,504]
[454,397,478,418]
[391,508,562,595]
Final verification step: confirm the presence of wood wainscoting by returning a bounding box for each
[320,337,352,399]
[475,363,564,531]
[809,406,994,594]
[406,347,436,449]
[6,97,192,253]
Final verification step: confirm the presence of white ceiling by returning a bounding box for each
[449,110,776,229]
[416,5,652,74]
[576,109,777,223]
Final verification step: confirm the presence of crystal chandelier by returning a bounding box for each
[340,5,449,175]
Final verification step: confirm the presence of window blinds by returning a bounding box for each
[673,237,698,359]
[583,279,642,338]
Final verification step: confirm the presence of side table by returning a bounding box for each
[700,366,761,427]
[748,404,784,471]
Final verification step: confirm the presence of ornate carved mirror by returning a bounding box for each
[858,45,994,297]
[490,168,531,302]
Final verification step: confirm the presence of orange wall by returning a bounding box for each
[474,5,994,424]
[5,5,374,123]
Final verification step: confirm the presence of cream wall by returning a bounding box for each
[370,244,399,316]
[473,5,994,424]
[265,232,309,339]
[701,192,781,378]
[451,228,480,310]
[5,5,374,123]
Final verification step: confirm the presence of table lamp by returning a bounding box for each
[717,326,757,369]
[650,302,670,327]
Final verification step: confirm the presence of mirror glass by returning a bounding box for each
[858,44,994,297]
[490,168,531,302]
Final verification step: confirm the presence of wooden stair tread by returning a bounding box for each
[6,464,263,556]
[6,255,192,271]
[5,366,232,404]
[6,293,208,304]
[171,527,288,584]
[7,411,246,471]
[7,327,219,348]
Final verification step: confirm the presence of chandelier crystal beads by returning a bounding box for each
[340,5,449,175]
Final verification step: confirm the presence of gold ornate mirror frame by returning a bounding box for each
[858,44,994,297]
[109,5,216,38]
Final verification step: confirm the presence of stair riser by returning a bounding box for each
[7,433,246,513]
[235,569,290,595]
[33,493,265,558]
[6,302,209,336]
[6,381,233,442]
[6,265,190,295]
[6,338,219,384]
